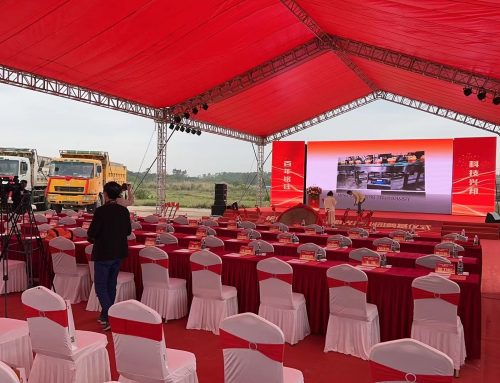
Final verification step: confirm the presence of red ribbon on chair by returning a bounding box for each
[327,277,368,293]
[257,270,292,284]
[220,329,284,363]
[412,287,459,306]
[139,257,169,269]
[191,261,222,275]
[109,316,163,342]
[48,246,75,257]
[23,304,69,327]
[370,361,452,383]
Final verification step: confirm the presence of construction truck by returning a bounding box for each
[0,148,51,210]
[46,150,127,213]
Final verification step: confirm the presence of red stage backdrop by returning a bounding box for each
[452,137,497,216]
[271,141,305,207]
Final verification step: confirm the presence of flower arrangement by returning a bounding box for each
[306,186,322,199]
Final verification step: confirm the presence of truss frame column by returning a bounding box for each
[156,121,168,214]
[256,143,265,206]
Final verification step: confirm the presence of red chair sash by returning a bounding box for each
[370,361,452,383]
[220,329,284,363]
[109,316,163,342]
[327,277,368,293]
[412,287,459,306]
[140,257,169,269]
[48,246,75,257]
[257,270,292,284]
[191,261,222,275]
[23,304,69,327]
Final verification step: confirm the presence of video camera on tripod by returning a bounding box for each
[0,176,30,211]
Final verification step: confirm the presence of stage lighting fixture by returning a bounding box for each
[493,95,500,105]
[196,130,202,136]
[202,103,209,110]
[180,126,185,132]
[477,89,487,101]
[169,123,175,129]
[185,128,191,133]
[192,107,198,115]
[175,125,180,131]
[183,111,190,119]
[463,87,472,96]
[174,115,181,123]
[191,129,196,135]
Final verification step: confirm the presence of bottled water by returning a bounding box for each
[457,256,464,275]
[473,235,479,246]
[256,242,262,256]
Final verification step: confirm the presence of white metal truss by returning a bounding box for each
[156,121,168,213]
[0,64,158,119]
[380,91,500,135]
[279,0,378,91]
[333,36,500,96]
[264,92,380,144]
[177,119,265,145]
[170,38,325,115]
[256,144,265,206]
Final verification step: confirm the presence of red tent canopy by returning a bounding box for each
[0,0,498,139]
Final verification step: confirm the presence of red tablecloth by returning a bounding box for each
[133,230,158,244]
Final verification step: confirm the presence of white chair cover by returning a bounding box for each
[84,245,136,312]
[201,219,219,227]
[144,215,160,223]
[139,246,187,321]
[0,318,33,378]
[63,210,78,217]
[220,313,304,383]
[203,236,224,249]
[199,225,217,236]
[72,227,88,239]
[389,230,413,240]
[59,217,77,226]
[49,237,91,304]
[349,228,369,238]
[369,338,454,382]
[327,234,352,248]
[415,254,451,269]
[248,240,274,253]
[256,257,310,345]
[324,264,380,359]
[109,300,198,383]
[411,275,466,370]
[373,237,400,251]
[0,360,21,383]
[21,286,111,383]
[296,243,326,259]
[277,232,294,241]
[241,228,261,239]
[37,223,52,232]
[434,242,465,257]
[131,222,142,230]
[0,260,27,294]
[187,250,238,334]
[272,222,289,232]
[34,215,48,224]
[305,224,323,234]
[349,247,380,262]
[127,232,137,241]
[442,233,468,242]
[173,216,189,225]
[159,232,179,245]
[239,221,256,229]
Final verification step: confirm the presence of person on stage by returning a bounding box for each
[87,182,132,331]
[323,191,337,227]
[347,190,366,214]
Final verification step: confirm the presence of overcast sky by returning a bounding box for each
[1,83,498,178]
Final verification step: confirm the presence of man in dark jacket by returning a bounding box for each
[88,181,131,330]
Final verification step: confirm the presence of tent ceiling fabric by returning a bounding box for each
[0,0,498,138]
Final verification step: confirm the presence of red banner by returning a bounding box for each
[271,141,305,207]
[452,137,496,216]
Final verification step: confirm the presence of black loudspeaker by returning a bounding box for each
[214,183,227,205]
[211,204,226,216]
[485,212,500,223]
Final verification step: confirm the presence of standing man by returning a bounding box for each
[87,182,131,331]
[347,190,366,215]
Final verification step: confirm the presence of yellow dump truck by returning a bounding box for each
[46,150,127,212]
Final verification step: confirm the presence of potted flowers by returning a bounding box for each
[306,186,322,208]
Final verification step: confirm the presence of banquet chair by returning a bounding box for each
[44,209,57,217]
[109,300,198,383]
[34,214,48,224]
[62,209,78,217]
[165,224,175,233]
[415,254,451,270]
[204,236,225,249]
[37,223,52,232]
[173,216,189,225]
[349,247,380,262]
[49,237,91,304]
[201,219,219,227]
[272,222,289,232]
[187,250,238,334]
[72,227,87,239]
[239,221,256,229]
[442,233,468,242]
[159,232,179,245]
[0,318,33,378]
[248,239,274,253]
[389,230,413,240]
[22,286,111,383]
[0,360,23,383]
[0,259,27,294]
[369,338,454,383]
[257,257,310,345]
[434,242,465,257]
[144,215,160,223]
[373,237,400,251]
[277,232,295,241]
[130,221,142,230]
[348,227,369,238]
[85,244,136,312]
[411,274,466,371]
[199,225,217,236]
[324,264,380,359]
[59,216,77,227]
[305,224,324,234]
[327,234,352,248]
[127,232,136,241]
[296,243,326,260]
[140,246,187,321]
[220,313,304,383]
[241,228,261,239]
